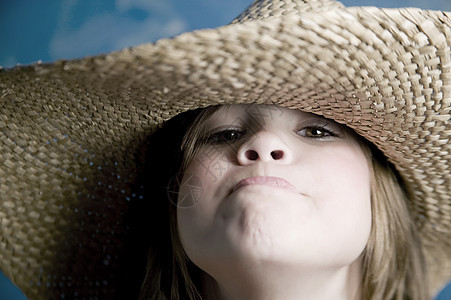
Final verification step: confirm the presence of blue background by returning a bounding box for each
[1,0,450,298]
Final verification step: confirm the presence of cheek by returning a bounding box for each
[176,180,213,263]
[177,148,229,207]
[309,146,372,260]
[176,151,228,260]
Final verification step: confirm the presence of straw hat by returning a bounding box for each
[0,0,449,298]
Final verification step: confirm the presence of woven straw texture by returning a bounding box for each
[0,0,450,298]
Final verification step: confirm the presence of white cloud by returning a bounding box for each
[112,17,186,49]
[49,0,187,60]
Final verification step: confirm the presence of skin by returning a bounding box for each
[177,104,371,300]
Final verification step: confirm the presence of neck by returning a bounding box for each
[201,259,362,300]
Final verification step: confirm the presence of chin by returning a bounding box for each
[219,224,301,266]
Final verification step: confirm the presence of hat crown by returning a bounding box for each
[232,0,345,23]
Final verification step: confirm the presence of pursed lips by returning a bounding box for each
[232,176,299,194]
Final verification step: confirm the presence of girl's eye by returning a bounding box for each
[297,126,338,139]
[204,128,246,144]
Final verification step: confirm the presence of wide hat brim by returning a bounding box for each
[0,1,450,298]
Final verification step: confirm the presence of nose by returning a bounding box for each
[236,131,292,165]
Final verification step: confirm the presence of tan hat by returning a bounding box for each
[0,0,450,298]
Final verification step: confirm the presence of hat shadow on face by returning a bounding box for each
[113,109,201,298]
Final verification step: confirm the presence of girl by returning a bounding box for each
[139,104,426,299]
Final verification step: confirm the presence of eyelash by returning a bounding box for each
[202,123,340,145]
[203,128,246,145]
[296,124,340,139]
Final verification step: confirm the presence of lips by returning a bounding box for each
[232,176,299,194]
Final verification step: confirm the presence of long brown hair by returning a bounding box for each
[139,105,427,299]
[360,142,427,299]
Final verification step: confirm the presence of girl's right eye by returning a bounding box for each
[204,128,246,145]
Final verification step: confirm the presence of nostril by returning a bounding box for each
[271,150,284,160]
[245,150,259,161]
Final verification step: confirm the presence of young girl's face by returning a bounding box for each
[177,104,371,276]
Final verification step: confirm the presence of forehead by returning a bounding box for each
[205,104,317,126]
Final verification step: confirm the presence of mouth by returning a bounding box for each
[232,176,299,194]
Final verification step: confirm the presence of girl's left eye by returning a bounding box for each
[297,126,338,139]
